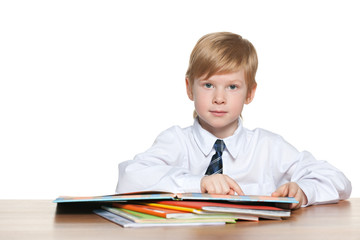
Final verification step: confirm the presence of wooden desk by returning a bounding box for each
[0,199,359,240]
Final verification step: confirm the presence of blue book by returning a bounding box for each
[54,191,298,204]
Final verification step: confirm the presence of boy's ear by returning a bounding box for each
[186,78,194,101]
[245,83,257,104]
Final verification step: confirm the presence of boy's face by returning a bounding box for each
[186,69,256,138]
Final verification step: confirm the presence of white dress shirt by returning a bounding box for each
[116,118,351,206]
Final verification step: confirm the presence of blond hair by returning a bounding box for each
[185,32,258,118]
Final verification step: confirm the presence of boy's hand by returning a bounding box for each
[271,182,308,209]
[201,174,244,195]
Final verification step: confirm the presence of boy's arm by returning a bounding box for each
[273,137,352,207]
[115,126,202,194]
[290,151,352,206]
[116,160,203,193]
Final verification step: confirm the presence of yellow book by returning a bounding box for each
[146,203,205,214]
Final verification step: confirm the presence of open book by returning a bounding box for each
[55,191,297,227]
[54,191,298,204]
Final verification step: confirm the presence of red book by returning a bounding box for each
[154,201,291,218]
[156,201,281,210]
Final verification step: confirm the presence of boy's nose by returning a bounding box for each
[213,91,226,104]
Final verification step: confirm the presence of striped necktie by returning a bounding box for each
[205,139,225,175]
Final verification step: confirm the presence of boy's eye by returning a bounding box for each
[229,85,237,90]
[205,83,213,88]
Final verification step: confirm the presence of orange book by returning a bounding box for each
[113,203,196,218]
[146,203,204,213]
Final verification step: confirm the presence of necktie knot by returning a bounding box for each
[214,139,225,154]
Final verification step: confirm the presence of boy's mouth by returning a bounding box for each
[210,110,227,117]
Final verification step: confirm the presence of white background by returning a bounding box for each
[0,0,359,199]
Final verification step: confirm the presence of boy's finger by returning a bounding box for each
[218,178,230,194]
[233,184,244,195]
[271,191,280,197]
[288,183,298,198]
[272,184,289,197]
[294,187,308,206]
[225,175,244,195]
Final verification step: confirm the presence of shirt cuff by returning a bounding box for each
[177,175,203,193]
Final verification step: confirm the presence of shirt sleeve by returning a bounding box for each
[115,126,203,194]
[272,135,352,206]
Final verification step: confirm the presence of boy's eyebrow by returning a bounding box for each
[228,79,243,83]
[199,78,210,82]
[201,78,244,84]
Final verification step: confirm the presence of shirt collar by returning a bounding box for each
[192,117,245,158]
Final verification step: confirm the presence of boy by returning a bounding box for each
[116,32,351,209]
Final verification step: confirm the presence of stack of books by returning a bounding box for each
[54,192,297,228]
